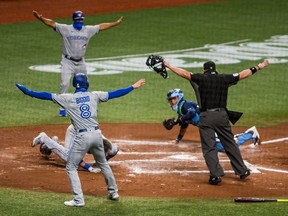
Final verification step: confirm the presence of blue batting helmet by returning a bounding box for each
[73,73,89,89]
[72,11,85,21]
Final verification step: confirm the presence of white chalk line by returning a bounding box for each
[113,137,288,146]
[261,137,288,144]
[104,137,288,175]
[118,151,185,155]
[113,139,174,145]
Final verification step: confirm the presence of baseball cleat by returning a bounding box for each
[59,109,67,117]
[240,169,251,180]
[51,135,59,143]
[32,132,47,147]
[209,176,222,185]
[245,126,261,145]
[108,193,119,201]
[64,200,85,207]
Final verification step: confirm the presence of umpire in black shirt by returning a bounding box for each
[164,59,269,185]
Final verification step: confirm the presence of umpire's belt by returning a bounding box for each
[78,126,99,133]
[201,108,226,112]
[64,55,82,62]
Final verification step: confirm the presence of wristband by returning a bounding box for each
[250,67,257,74]
[83,163,91,171]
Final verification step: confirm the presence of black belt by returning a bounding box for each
[64,55,82,62]
[78,126,99,133]
[201,108,226,112]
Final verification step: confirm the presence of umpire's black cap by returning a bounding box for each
[203,61,216,70]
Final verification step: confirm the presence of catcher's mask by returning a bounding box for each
[73,73,89,89]
[72,11,85,21]
[167,89,184,111]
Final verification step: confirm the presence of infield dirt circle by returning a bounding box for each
[0,0,287,199]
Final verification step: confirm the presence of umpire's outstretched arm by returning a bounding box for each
[163,59,269,80]
[238,59,269,80]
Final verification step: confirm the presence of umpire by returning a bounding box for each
[163,59,269,185]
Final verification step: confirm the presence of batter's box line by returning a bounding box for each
[113,137,288,146]
[106,159,288,175]
[112,139,199,145]
[135,160,259,175]
[248,137,288,147]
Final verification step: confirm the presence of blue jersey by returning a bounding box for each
[177,100,200,128]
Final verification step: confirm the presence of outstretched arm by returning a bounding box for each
[32,10,56,30]
[99,16,123,31]
[16,83,52,100]
[108,79,145,100]
[239,59,269,80]
[164,60,192,80]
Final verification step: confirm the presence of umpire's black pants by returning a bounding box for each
[199,109,248,177]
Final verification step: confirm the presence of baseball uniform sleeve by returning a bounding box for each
[224,73,240,86]
[86,25,100,37]
[52,93,69,108]
[91,91,109,103]
[55,23,67,34]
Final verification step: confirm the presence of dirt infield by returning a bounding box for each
[0,0,218,25]
[1,0,287,199]
[0,123,287,198]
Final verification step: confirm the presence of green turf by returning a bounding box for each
[1,1,288,215]
[0,188,287,216]
[0,0,287,128]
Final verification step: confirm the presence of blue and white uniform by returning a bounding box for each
[55,23,100,95]
[175,99,254,152]
[16,78,139,205]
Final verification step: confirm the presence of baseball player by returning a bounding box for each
[63,124,119,161]
[36,134,101,173]
[164,89,261,152]
[34,126,119,173]
[16,73,145,207]
[32,10,124,117]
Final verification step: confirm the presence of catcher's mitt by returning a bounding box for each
[39,143,52,156]
[163,118,178,130]
[146,55,168,79]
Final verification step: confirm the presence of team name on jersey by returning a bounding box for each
[67,35,88,41]
[76,96,90,104]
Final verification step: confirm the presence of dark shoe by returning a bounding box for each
[240,169,251,180]
[209,176,222,185]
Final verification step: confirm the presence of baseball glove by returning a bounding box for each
[163,118,178,130]
[146,55,168,79]
[39,143,52,156]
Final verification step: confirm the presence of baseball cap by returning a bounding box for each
[203,61,216,70]
[72,11,85,21]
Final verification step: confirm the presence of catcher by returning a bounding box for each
[163,88,261,152]
[34,124,119,173]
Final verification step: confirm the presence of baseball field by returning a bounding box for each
[0,0,287,215]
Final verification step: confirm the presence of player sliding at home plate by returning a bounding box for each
[147,54,269,185]
[33,124,119,173]
[163,88,261,151]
